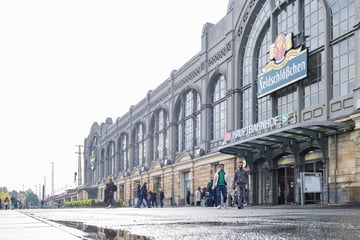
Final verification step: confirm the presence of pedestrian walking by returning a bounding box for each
[4,196,10,210]
[141,182,151,208]
[11,196,16,209]
[186,189,191,205]
[213,163,229,209]
[135,183,145,208]
[159,190,164,208]
[104,178,117,208]
[195,187,202,207]
[233,161,249,209]
[151,191,158,208]
[206,179,214,207]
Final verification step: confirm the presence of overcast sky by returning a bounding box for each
[0,1,227,196]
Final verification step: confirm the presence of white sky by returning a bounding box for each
[0,1,227,196]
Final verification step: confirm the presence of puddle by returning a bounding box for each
[54,218,360,240]
[54,220,153,240]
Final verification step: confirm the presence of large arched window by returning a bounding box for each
[211,75,227,140]
[175,89,201,152]
[150,109,169,162]
[256,26,271,122]
[302,0,326,108]
[100,148,105,180]
[107,141,115,177]
[241,1,271,127]
[132,123,146,168]
[329,0,355,98]
[89,136,98,185]
[118,133,129,173]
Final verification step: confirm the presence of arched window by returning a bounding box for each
[132,123,146,168]
[107,141,115,177]
[329,0,355,98]
[118,133,129,173]
[150,109,169,162]
[176,89,201,152]
[241,1,271,127]
[211,75,227,140]
[100,148,105,180]
[89,136,98,184]
[256,26,271,122]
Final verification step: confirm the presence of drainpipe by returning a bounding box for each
[334,134,338,204]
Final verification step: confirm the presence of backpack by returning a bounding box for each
[112,184,117,192]
[146,192,152,201]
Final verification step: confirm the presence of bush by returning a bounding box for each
[117,199,124,207]
[64,199,95,208]
[64,198,124,208]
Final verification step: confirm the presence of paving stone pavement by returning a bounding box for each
[2,205,360,240]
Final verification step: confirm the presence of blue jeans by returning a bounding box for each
[216,185,227,206]
[135,196,144,208]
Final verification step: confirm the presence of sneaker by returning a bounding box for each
[223,204,227,209]
[217,205,221,209]
[108,204,112,208]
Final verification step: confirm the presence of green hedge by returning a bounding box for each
[64,199,95,207]
[64,199,124,208]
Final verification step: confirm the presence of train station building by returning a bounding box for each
[81,0,360,206]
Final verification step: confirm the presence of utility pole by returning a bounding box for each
[75,145,83,187]
[50,162,54,196]
[43,176,46,200]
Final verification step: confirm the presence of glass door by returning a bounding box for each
[183,172,191,206]
[278,166,295,204]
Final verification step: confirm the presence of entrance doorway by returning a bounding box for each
[304,149,323,204]
[183,171,191,206]
[277,155,295,204]
[278,166,295,204]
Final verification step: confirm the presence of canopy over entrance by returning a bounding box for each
[219,121,353,156]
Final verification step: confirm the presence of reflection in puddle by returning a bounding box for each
[54,218,360,240]
[54,220,153,240]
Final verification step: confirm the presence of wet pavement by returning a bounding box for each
[0,210,86,240]
[4,205,360,240]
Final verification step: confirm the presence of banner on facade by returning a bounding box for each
[258,33,308,98]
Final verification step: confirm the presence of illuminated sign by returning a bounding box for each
[223,111,297,143]
[257,33,308,98]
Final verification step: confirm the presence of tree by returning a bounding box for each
[25,190,40,207]
[0,186,8,193]
[9,190,19,199]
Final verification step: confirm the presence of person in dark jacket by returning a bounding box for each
[141,182,151,208]
[233,161,249,209]
[206,179,215,207]
[104,178,116,208]
[135,183,145,208]
[159,190,164,208]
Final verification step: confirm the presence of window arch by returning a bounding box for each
[241,1,271,127]
[118,133,129,173]
[175,89,201,152]
[132,123,146,168]
[107,141,115,177]
[100,148,105,180]
[150,109,169,162]
[211,75,227,140]
[89,136,98,184]
[329,0,355,98]
[256,25,271,122]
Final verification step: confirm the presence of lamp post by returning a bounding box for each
[50,162,54,196]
